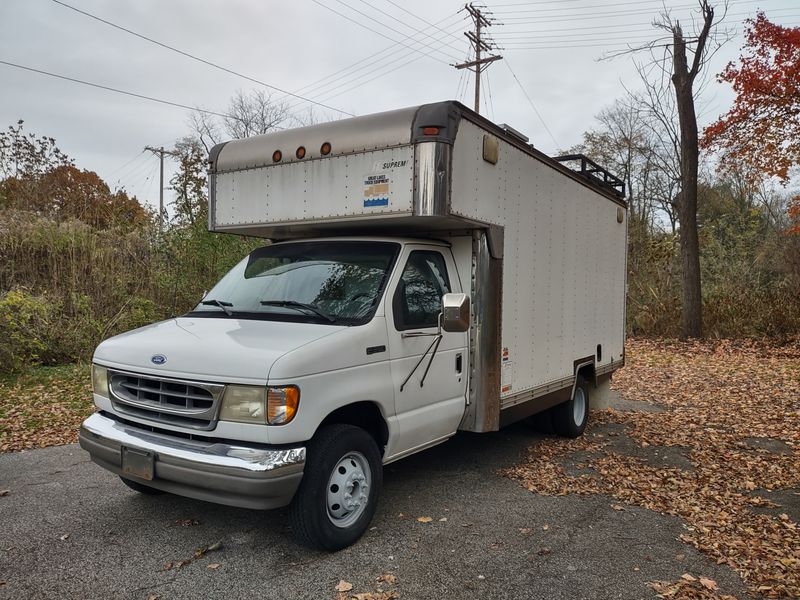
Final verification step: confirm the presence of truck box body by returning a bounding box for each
[208,101,627,432]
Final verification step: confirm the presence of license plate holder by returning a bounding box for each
[122,447,154,481]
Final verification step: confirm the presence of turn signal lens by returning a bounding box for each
[272,150,282,163]
[320,141,332,155]
[422,127,440,136]
[295,146,306,159]
[267,386,300,425]
[92,364,109,398]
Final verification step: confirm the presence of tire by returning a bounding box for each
[119,475,164,495]
[290,424,382,551]
[552,374,590,438]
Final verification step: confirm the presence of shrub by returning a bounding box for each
[0,288,54,373]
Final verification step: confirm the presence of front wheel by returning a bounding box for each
[289,424,382,551]
[552,374,590,438]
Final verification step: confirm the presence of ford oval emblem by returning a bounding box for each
[151,354,167,365]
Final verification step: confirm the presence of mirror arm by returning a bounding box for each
[400,313,444,392]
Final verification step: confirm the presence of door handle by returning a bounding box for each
[455,353,463,374]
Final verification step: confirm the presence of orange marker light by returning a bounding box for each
[422,127,440,136]
[296,146,306,159]
[320,142,332,155]
[272,150,282,163]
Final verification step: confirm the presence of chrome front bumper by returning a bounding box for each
[79,412,305,510]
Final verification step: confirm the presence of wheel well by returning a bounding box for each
[318,402,389,455]
[576,362,597,388]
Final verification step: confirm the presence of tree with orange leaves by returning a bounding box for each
[703,13,800,234]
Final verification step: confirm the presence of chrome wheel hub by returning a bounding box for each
[327,452,370,528]
[573,387,587,426]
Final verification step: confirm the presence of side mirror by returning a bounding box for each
[441,293,470,333]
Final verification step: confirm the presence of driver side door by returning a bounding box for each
[386,246,469,458]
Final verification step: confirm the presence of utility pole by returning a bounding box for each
[144,146,174,229]
[454,3,502,114]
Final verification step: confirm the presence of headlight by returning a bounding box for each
[92,365,109,398]
[219,385,267,424]
[217,385,301,425]
[267,386,300,425]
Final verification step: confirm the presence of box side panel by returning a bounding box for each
[450,119,626,402]
[213,146,415,228]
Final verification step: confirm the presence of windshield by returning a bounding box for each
[189,241,400,325]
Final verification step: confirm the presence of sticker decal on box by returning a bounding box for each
[501,361,513,394]
[363,172,390,208]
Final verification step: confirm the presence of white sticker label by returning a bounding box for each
[501,361,513,394]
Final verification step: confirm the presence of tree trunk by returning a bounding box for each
[671,13,710,339]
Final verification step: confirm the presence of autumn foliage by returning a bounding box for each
[702,14,800,184]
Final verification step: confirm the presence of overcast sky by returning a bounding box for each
[1,0,797,213]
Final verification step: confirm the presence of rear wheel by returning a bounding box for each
[119,476,164,495]
[552,374,590,438]
[290,424,382,551]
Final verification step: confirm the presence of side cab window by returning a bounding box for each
[393,250,451,330]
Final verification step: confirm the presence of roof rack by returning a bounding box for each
[553,154,625,199]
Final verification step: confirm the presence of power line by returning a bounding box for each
[49,0,355,117]
[490,0,772,15]
[337,0,464,60]
[0,59,246,122]
[312,0,463,64]
[488,0,773,7]
[285,13,462,103]
[494,6,799,25]
[504,60,560,150]
[455,4,503,114]
[284,17,467,110]
[501,33,675,44]
[284,17,465,108]
[378,0,466,50]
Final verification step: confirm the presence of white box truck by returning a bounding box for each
[80,101,627,550]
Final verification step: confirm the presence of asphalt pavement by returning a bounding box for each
[0,421,749,600]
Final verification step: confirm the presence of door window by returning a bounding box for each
[393,250,451,330]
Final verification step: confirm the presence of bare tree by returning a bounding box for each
[610,0,727,338]
[189,89,292,153]
[669,1,715,338]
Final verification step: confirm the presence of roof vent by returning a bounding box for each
[498,123,529,143]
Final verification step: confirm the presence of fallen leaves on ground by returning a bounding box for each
[334,573,399,599]
[193,541,222,559]
[163,541,223,571]
[0,364,93,452]
[651,578,736,599]
[502,339,800,599]
[416,516,433,523]
[173,518,200,527]
[376,574,398,585]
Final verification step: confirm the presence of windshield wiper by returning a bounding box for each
[260,300,336,323]
[201,299,233,316]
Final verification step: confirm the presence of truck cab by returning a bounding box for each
[80,101,627,550]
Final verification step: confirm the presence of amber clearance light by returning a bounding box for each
[272,150,282,163]
[320,141,332,155]
[296,146,306,159]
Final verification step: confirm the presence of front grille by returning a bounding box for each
[109,371,225,430]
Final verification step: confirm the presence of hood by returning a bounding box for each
[93,317,345,384]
